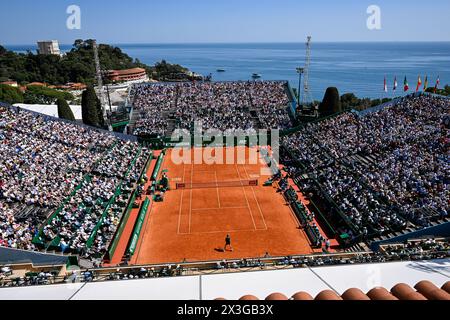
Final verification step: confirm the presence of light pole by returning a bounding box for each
[296,67,304,108]
[100,70,113,113]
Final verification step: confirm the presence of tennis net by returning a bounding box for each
[176,179,258,190]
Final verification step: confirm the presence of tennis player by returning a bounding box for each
[224,234,233,252]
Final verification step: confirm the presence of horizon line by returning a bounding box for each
[3,40,450,47]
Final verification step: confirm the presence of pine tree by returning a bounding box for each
[319,87,342,117]
[81,86,99,127]
[56,98,75,121]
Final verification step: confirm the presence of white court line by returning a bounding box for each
[178,228,267,235]
[214,171,221,208]
[191,206,249,211]
[187,169,239,174]
[234,163,257,231]
[189,161,194,234]
[177,164,187,235]
[242,163,268,231]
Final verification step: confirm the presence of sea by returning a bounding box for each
[5,42,450,100]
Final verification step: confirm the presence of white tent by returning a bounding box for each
[13,104,83,121]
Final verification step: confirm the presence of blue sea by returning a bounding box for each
[6,42,450,100]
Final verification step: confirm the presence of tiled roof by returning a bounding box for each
[107,68,146,76]
[216,281,450,300]
[27,82,46,87]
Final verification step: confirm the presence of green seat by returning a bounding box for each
[340,233,350,240]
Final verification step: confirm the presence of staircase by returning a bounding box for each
[128,109,140,132]
[166,119,177,137]
[346,242,370,253]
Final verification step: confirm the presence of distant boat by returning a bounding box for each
[216,69,226,72]
[252,73,262,79]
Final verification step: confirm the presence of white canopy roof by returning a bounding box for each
[13,104,120,121]
[0,259,448,300]
[13,104,83,120]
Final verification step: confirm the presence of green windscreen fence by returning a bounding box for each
[151,153,165,181]
[127,198,151,256]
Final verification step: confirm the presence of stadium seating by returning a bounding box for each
[130,81,292,137]
[281,95,449,244]
[0,105,150,261]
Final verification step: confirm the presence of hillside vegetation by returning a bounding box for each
[0,39,192,85]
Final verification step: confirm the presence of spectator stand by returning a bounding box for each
[279,170,338,252]
[83,142,147,250]
[279,147,359,246]
[31,174,93,249]
[128,80,294,142]
[281,94,449,251]
[0,103,152,264]
[4,102,138,142]
[104,150,161,266]
[1,238,449,290]
[32,140,122,252]
[103,147,155,262]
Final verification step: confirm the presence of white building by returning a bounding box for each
[37,40,61,56]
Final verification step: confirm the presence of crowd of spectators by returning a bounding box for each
[131,81,292,136]
[382,238,450,260]
[2,238,448,288]
[248,81,291,129]
[0,106,149,260]
[282,95,449,240]
[177,82,255,134]
[131,84,177,137]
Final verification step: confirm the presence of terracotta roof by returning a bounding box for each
[55,83,87,90]
[27,82,46,87]
[215,281,450,300]
[108,68,146,76]
[0,81,17,85]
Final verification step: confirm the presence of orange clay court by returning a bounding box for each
[130,146,314,265]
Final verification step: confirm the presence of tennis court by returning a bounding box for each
[131,147,313,265]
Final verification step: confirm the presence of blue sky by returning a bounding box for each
[1,0,449,45]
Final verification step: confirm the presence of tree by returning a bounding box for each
[73,39,84,50]
[340,93,360,110]
[370,99,382,107]
[23,86,74,104]
[57,98,75,121]
[0,84,24,104]
[0,40,171,86]
[0,40,196,85]
[319,87,341,117]
[81,86,100,127]
[153,60,190,81]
